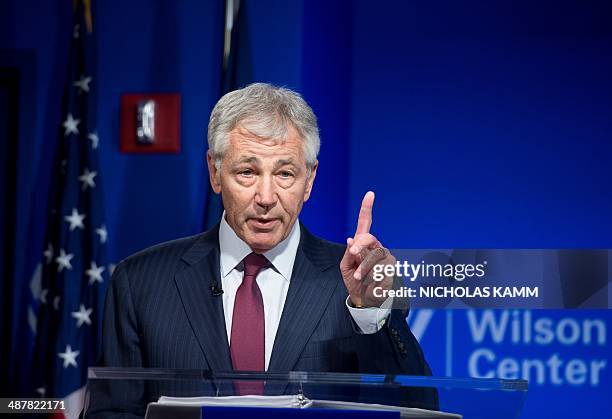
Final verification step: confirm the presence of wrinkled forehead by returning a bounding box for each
[238,115,292,143]
[225,123,306,163]
[232,123,287,146]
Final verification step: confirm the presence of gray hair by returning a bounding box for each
[207,83,320,170]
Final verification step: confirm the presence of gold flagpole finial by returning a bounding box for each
[83,0,93,34]
[73,0,93,33]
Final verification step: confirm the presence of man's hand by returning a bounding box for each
[340,191,396,308]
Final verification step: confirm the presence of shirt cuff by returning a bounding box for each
[345,296,392,334]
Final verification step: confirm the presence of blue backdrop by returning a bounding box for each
[1,0,610,417]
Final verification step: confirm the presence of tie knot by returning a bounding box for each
[243,252,269,278]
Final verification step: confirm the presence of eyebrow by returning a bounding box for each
[273,159,297,170]
[234,156,298,170]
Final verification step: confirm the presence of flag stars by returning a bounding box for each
[96,225,108,244]
[86,261,105,285]
[43,243,53,264]
[73,24,80,39]
[71,304,93,327]
[73,75,92,93]
[36,387,46,397]
[53,296,61,310]
[63,113,80,136]
[88,131,99,149]
[58,345,80,368]
[55,249,74,272]
[78,168,97,190]
[65,208,86,231]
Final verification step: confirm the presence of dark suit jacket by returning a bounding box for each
[86,223,438,417]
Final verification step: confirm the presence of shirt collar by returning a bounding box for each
[218,212,301,282]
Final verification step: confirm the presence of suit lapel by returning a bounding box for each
[173,227,233,371]
[173,223,341,388]
[267,225,340,374]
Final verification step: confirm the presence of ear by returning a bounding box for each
[303,160,318,202]
[206,151,222,194]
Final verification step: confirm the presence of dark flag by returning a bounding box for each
[203,0,247,229]
[31,1,109,417]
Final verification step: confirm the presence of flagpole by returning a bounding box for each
[203,0,242,230]
[223,0,240,73]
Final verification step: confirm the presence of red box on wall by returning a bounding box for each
[120,93,180,153]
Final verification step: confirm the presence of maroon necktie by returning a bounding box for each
[230,252,268,394]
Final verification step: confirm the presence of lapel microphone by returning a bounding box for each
[209,279,224,297]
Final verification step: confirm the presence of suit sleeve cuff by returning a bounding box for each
[346,296,392,334]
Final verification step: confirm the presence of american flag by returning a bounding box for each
[31,2,109,417]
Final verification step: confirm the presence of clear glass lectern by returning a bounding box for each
[84,368,527,419]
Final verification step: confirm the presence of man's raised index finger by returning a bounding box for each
[355,191,375,235]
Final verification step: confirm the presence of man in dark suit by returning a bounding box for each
[87,83,437,417]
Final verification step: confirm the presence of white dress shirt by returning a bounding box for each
[218,214,390,369]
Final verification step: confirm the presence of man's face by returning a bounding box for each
[207,124,317,253]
